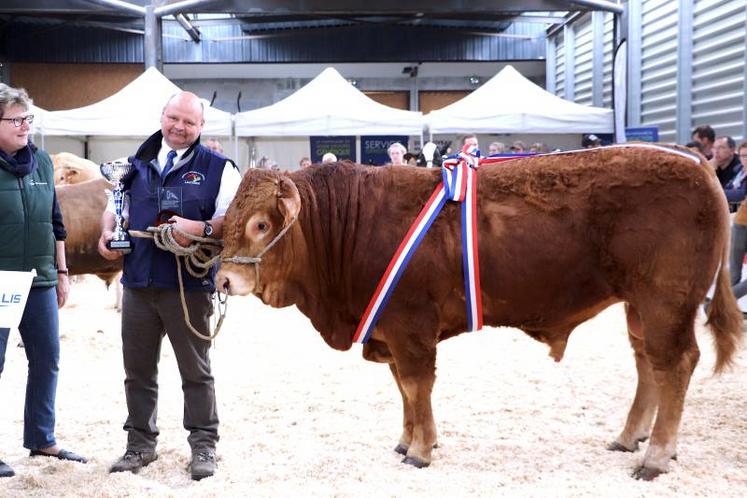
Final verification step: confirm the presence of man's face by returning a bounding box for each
[692,133,714,149]
[300,159,311,168]
[0,104,31,155]
[713,138,734,165]
[464,136,478,149]
[160,96,204,150]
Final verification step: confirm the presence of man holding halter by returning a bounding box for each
[97,91,240,480]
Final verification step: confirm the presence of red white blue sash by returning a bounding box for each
[353,144,485,344]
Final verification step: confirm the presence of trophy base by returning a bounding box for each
[108,239,132,254]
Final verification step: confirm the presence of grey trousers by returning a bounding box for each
[120,287,219,453]
[730,224,747,300]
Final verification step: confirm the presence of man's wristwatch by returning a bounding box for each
[203,221,214,238]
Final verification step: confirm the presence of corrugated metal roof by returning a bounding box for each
[3,21,545,63]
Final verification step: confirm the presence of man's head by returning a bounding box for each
[692,125,715,149]
[461,134,478,149]
[0,83,33,155]
[713,136,736,167]
[488,142,505,155]
[582,134,601,148]
[510,140,527,153]
[321,152,337,164]
[205,137,223,154]
[161,91,204,150]
[299,156,311,168]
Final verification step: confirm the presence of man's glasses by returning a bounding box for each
[0,115,34,127]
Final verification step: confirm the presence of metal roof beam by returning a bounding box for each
[155,0,222,17]
[174,13,201,42]
[80,0,144,16]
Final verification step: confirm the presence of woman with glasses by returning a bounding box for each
[0,83,87,478]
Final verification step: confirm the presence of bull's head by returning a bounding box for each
[216,169,301,303]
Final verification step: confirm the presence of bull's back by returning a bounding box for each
[472,146,724,329]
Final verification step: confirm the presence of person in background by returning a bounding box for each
[387,142,407,166]
[299,157,311,169]
[404,152,418,166]
[321,152,337,164]
[461,134,478,150]
[511,140,527,153]
[487,142,505,155]
[529,142,549,154]
[692,125,715,160]
[582,134,602,148]
[685,141,705,156]
[711,136,741,188]
[204,138,223,155]
[723,141,747,300]
[98,91,241,481]
[0,84,88,479]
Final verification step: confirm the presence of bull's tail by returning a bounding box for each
[705,253,743,373]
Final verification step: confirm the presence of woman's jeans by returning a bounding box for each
[0,286,59,450]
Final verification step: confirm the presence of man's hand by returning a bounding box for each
[56,273,70,308]
[168,215,204,247]
[98,230,124,260]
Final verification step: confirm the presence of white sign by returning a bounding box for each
[0,270,36,330]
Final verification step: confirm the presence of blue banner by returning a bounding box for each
[310,136,357,163]
[361,136,409,165]
[625,127,659,142]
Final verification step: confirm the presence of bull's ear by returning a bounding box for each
[277,176,301,224]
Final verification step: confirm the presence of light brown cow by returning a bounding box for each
[216,145,742,480]
[51,152,101,185]
[56,178,122,296]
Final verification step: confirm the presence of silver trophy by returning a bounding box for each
[100,160,133,254]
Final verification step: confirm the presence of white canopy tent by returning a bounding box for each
[38,67,233,137]
[426,65,613,135]
[234,67,424,137]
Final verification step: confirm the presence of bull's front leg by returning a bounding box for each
[362,340,414,454]
[389,362,415,456]
[388,341,437,468]
[362,339,419,456]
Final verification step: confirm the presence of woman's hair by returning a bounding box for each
[388,142,407,155]
[0,83,32,119]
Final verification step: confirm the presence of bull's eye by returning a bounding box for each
[257,222,268,232]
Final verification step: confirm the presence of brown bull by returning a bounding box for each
[216,145,742,480]
[56,178,122,287]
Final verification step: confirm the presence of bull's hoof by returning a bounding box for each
[402,456,430,468]
[631,465,664,481]
[395,443,437,455]
[607,441,638,452]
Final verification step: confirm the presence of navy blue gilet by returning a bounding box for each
[121,131,227,292]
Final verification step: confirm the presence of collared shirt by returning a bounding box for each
[106,141,242,220]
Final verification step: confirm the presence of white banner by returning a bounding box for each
[613,40,628,144]
[0,270,36,330]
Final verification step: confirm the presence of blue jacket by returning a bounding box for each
[723,164,746,203]
[121,131,228,292]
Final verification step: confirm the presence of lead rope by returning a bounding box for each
[130,225,227,341]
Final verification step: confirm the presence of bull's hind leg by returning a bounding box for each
[608,303,659,452]
[388,341,437,468]
[631,303,700,480]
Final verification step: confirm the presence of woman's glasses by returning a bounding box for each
[0,115,34,127]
